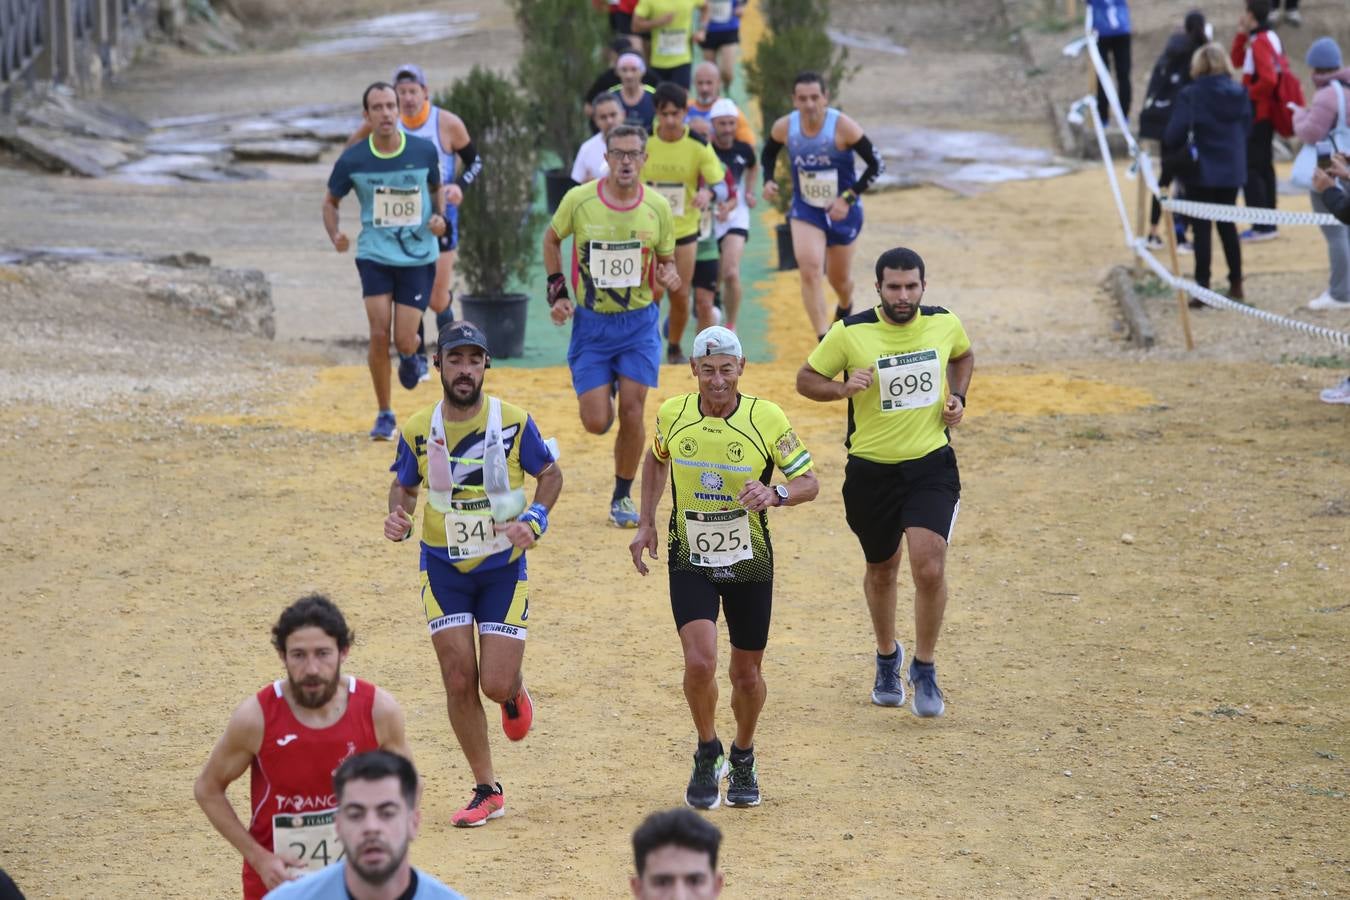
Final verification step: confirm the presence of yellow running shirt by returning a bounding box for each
[642,127,725,240]
[635,0,701,68]
[653,393,814,582]
[550,179,676,313]
[806,306,972,465]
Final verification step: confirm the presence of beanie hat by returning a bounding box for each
[1306,37,1342,71]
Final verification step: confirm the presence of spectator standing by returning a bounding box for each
[1088,0,1132,126]
[1269,0,1300,28]
[1231,0,1284,241]
[1292,37,1350,311]
[1165,44,1251,303]
[1140,10,1209,248]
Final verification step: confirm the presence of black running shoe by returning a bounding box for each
[726,754,761,807]
[684,746,728,810]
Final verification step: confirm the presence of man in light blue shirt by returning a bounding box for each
[265,751,464,900]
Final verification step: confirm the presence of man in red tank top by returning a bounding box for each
[194,594,414,899]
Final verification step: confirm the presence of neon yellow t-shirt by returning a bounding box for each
[550,179,676,313]
[635,0,701,68]
[642,127,725,240]
[653,393,813,582]
[806,306,972,464]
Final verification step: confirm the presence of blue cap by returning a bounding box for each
[393,63,427,87]
[1306,37,1342,71]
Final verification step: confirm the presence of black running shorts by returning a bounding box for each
[692,258,719,292]
[669,570,772,651]
[700,28,740,50]
[842,445,961,563]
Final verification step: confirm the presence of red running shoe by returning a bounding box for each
[451,782,505,828]
[501,686,533,741]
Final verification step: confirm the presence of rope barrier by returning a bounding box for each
[1077,12,1350,347]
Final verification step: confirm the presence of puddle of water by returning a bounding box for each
[118,154,220,175]
[869,126,1072,186]
[300,11,478,57]
[826,28,907,56]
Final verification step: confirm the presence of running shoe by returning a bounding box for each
[909,659,946,718]
[834,304,853,321]
[416,354,431,383]
[1320,377,1350,405]
[397,353,420,390]
[685,746,728,810]
[1145,234,1165,250]
[871,644,906,707]
[451,783,505,828]
[1308,292,1350,311]
[369,411,397,441]
[1176,241,1193,254]
[609,496,639,528]
[501,686,533,742]
[1239,228,1278,243]
[1285,9,1302,26]
[726,753,761,807]
[667,345,688,365]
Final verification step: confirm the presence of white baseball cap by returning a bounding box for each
[708,98,738,120]
[692,325,743,359]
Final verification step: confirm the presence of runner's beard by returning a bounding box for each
[880,298,919,325]
[349,838,409,885]
[444,373,483,409]
[289,669,341,709]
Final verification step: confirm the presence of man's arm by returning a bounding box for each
[943,350,974,427]
[322,193,348,253]
[630,449,670,575]
[194,698,303,889]
[796,361,872,401]
[384,479,420,542]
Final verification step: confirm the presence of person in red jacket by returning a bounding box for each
[1230,0,1283,241]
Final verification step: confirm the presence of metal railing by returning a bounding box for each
[1,0,151,109]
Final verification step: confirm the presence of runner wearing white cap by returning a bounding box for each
[708,98,756,332]
[630,326,819,810]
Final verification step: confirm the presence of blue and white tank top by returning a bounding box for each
[787,108,857,210]
[400,107,455,184]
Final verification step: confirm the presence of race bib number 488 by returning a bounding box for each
[273,810,343,874]
[877,349,940,411]
[797,169,837,208]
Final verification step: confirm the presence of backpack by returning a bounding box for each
[1270,49,1306,138]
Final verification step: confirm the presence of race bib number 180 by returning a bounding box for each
[685,509,752,567]
[590,240,643,289]
[273,811,343,874]
[372,186,422,228]
[877,349,940,411]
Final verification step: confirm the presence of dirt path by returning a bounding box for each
[0,1,1347,898]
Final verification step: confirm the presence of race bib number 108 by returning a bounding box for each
[877,349,940,411]
[373,186,422,228]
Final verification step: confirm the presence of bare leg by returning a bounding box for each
[728,647,765,750]
[577,383,616,435]
[904,527,949,662]
[432,626,494,785]
[666,241,698,353]
[695,285,717,331]
[789,218,830,337]
[717,233,746,329]
[679,619,719,743]
[863,542,903,656]
[364,293,394,410]
[824,240,858,317]
[430,248,457,320]
[716,43,738,91]
[392,301,422,356]
[477,633,526,704]
[615,377,649,480]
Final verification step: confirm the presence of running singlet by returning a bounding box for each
[399,105,455,184]
[327,132,441,267]
[807,306,972,465]
[642,127,726,239]
[787,108,857,212]
[391,398,555,573]
[244,677,379,900]
[705,0,743,31]
[550,180,676,313]
[713,139,755,235]
[635,0,700,68]
[653,393,814,582]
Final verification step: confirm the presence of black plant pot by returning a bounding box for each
[459,293,529,358]
[775,222,797,271]
[544,168,576,214]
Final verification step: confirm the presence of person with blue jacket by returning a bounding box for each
[1164,43,1252,302]
[1088,0,1132,125]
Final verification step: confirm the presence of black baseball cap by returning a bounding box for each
[437,321,489,353]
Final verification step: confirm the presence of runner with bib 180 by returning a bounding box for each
[761,72,886,340]
[631,326,818,810]
[795,247,973,719]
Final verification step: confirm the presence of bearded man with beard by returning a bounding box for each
[382,321,563,828]
[195,595,413,899]
[796,247,974,721]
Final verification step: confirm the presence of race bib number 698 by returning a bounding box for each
[877,349,940,411]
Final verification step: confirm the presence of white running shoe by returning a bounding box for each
[1307,292,1350,311]
[1320,378,1350,405]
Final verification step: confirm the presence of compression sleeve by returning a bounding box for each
[760,136,783,186]
[850,135,884,195]
[454,141,482,191]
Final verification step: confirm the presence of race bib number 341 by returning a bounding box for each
[273,810,343,874]
[373,186,422,228]
[445,497,513,559]
[877,349,940,411]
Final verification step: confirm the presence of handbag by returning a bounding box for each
[1163,100,1200,183]
[1293,81,1350,188]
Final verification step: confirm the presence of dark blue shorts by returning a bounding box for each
[789,199,863,247]
[650,63,691,90]
[356,258,435,309]
[700,27,740,50]
[438,204,459,253]
[568,303,661,394]
[420,551,529,639]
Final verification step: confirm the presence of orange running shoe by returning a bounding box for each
[451,782,505,828]
[501,686,533,741]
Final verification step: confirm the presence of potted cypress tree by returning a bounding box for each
[510,0,609,211]
[744,0,854,269]
[436,67,542,358]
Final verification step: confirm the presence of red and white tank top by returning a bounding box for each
[241,676,379,900]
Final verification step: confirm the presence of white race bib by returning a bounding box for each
[697,206,714,241]
[273,810,344,874]
[685,509,752,567]
[445,497,513,560]
[590,240,643,289]
[657,28,688,57]
[708,0,733,22]
[877,349,940,411]
[650,181,686,217]
[372,185,422,228]
[797,169,838,208]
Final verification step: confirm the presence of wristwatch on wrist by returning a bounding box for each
[773,484,789,506]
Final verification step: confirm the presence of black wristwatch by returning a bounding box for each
[950,392,966,406]
[773,484,789,506]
